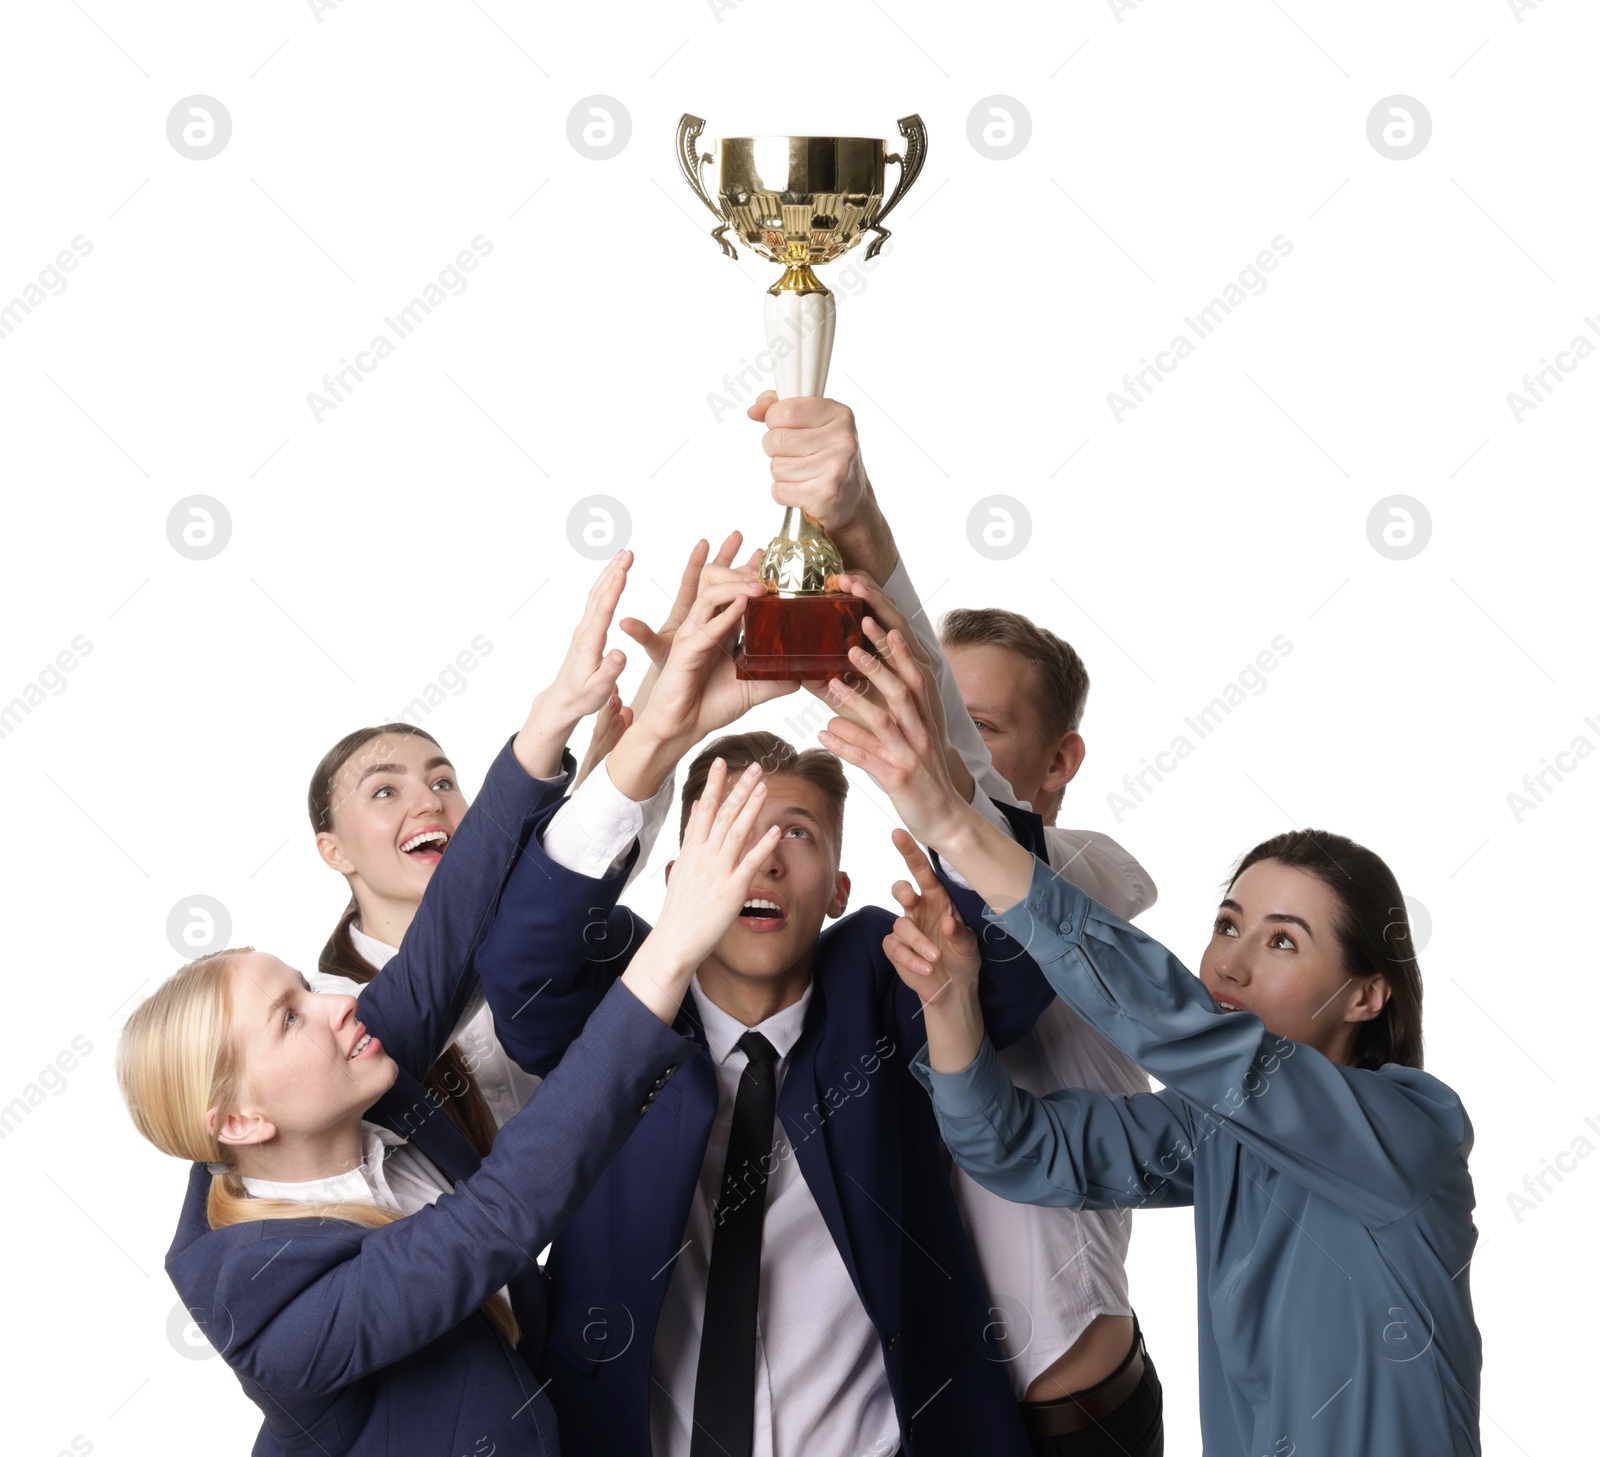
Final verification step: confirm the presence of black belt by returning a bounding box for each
[1019,1325,1148,1438]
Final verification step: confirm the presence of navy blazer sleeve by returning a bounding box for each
[885,797,1056,1054]
[356,740,575,1082]
[475,798,654,1077]
[195,981,695,1396]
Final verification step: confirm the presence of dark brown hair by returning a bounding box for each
[678,731,849,860]
[308,724,498,1158]
[940,607,1090,818]
[1229,829,1424,1071]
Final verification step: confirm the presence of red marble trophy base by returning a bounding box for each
[734,592,873,681]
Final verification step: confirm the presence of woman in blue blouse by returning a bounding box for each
[815,621,1482,1457]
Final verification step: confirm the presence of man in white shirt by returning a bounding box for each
[749,391,1164,1455]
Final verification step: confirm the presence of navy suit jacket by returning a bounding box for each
[164,743,698,1457]
[474,796,1056,1457]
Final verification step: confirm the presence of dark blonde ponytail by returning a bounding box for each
[119,950,519,1348]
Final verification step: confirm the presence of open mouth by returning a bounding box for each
[1213,996,1248,1014]
[737,896,788,933]
[347,1029,381,1060]
[399,829,448,861]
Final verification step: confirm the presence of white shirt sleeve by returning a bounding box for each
[543,756,676,881]
[1037,825,1157,919]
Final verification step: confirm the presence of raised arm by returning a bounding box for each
[358,553,635,1078]
[909,1035,1198,1212]
[479,564,796,1071]
[474,793,653,1077]
[204,760,781,1394]
[881,766,1470,1228]
[964,858,1472,1227]
[214,979,690,1393]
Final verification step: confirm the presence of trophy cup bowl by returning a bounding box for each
[677,113,926,680]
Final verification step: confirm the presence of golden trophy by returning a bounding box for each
[676,113,927,679]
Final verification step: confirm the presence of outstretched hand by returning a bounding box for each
[815,615,967,850]
[605,562,797,801]
[618,531,751,672]
[882,829,981,1008]
[515,551,632,779]
[628,568,797,752]
[549,550,632,717]
[803,570,953,753]
[622,759,781,1022]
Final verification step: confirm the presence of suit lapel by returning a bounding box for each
[777,976,880,1314]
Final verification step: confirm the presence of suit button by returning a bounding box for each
[638,1102,650,1115]
[1060,920,1073,935]
[886,1331,898,1350]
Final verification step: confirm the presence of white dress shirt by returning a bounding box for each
[241,1120,451,1215]
[649,979,898,1457]
[540,778,898,1457]
[883,557,1157,1395]
[311,924,542,1126]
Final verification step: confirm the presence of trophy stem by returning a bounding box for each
[757,257,841,595]
[763,281,837,402]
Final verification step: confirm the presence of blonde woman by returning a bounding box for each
[122,691,779,1457]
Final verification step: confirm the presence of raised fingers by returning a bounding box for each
[572,550,632,655]
[853,621,925,708]
[685,756,729,844]
[682,575,765,639]
[665,539,713,626]
[891,828,943,895]
[883,927,936,981]
[708,762,765,850]
[827,660,899,746]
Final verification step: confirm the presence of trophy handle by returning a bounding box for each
[676,113,737,260]
[866,113,927,260]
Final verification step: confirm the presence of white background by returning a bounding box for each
[1,1,1593,1453]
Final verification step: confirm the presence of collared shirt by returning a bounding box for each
[240,1120,450,1215]
[648,979,898,1457]
[884,556,1159,1394]
[540,779,899,1457]
[312,925,542,1126]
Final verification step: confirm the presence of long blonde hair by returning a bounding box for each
[118,948,518,1347]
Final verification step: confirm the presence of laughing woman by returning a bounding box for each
[303,537,731,1152]
[818,621,1482,1457]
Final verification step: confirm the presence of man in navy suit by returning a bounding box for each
[475,566,1058,1457]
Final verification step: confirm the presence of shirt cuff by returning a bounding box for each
[622,764,676,893]
[543,758,675,881]
[910,1034,1009,1120]
[980,852,1094,960]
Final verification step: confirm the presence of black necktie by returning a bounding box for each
[690,1031,781,1457]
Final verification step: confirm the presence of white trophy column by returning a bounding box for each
[763,288,837,401]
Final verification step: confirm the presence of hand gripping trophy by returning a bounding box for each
[676,113,926,680]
